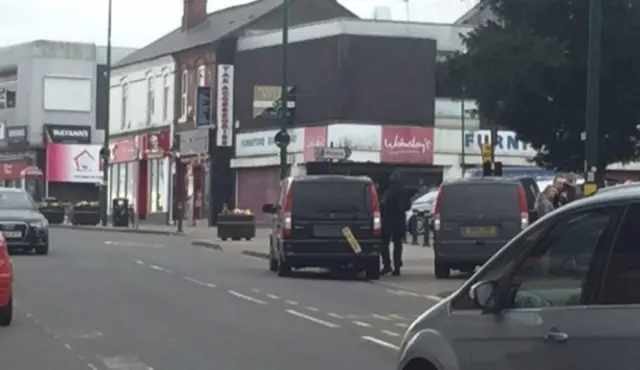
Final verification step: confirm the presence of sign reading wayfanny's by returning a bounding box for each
[216,64,234,147]
[44,124,91,144]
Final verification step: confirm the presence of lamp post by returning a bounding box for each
[584,0,601,193]
[277,0,290,180]
[100,0,113,226]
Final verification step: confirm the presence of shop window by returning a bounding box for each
[118,164,126,199]
[126,162,134,204]
[163,74,170,122]
[148,159,166,213]
[146,75,155,126]
[121,83,129,129]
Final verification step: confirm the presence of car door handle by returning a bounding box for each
[545,329,569,343]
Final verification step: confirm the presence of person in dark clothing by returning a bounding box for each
[380,176,410,276]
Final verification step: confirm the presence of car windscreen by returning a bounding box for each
[0,191,36,210]
[290,181,372,219]
[439,183,520,218]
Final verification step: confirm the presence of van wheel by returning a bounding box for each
[277,259,291,277]
[0,296,13,326]
[434,260,450,279]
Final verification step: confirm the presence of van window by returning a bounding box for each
[291,181,371,219]
[439,183,519,217]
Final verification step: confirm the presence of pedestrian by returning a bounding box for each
[536,185,556,218]
[380,174,410,276]
[563,172,583,202]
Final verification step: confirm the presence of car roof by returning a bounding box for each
[595,182,640,195]
[291,175,373,183]
[443,178,521,187]
[550,186,640,215]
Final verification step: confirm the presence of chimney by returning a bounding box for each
[182,0,208,31]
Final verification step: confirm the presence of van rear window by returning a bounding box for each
[439,184,520,217]
[290,181,372,219]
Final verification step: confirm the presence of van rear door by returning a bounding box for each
[438,182,522,247]
[289,180,373,240]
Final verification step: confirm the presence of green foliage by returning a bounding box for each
[440,0,640,170]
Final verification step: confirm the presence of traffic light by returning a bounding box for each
[482,161,492,176]
[494,161,503,176]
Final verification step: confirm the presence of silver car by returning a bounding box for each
[398,186,640,370]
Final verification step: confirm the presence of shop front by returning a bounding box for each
[45,143,103,201]
[0,159,44,199]
[177,128,212,224]
[108,128,171,223]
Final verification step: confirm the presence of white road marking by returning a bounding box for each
[64,343,73,350]
[149,265,164,271]
[362,336,400,350]
[389,314,407,321]
[285,300,298,305]
[327,312,344,319]
[381,330,401,337]
[227,290,267,305]
[386,289,443,301]
[88,364,99,370]
[72,331,103,339]
[266,294,280,300]
[101,355,154,369]
[372,314,392,320]
[105,241,163,248]
[183,277,213,287]
[135,260,145,265]
[426,295,443,301]
[395,323,409,328]
[252,288,261,293]
[306,306,319,312]
[352,320,372,328]
[286,309,340,328]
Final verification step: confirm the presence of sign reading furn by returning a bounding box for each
[216,64,234,147]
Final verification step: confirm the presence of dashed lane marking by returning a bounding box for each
[381,330,401,337]
[362,336,400,350]
[388,314,407,321]
[327,312,344,319]
[266,294,280,300]
[285,300,298,305]
[395,323,409,328]
[285,309,340,328]
[135,260,145,265]
[227,290,268,305]
[372,314,392,320]
[306,306,320,312]
[101,355,154,369]
[352,320,372,328]
[183,277,214,287]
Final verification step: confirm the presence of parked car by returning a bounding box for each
[0,234,13,326]
[262,175,382,279]
[0,188,49,255]
[398,185,640,370]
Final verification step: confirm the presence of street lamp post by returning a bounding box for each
[100,0,113,226]
[584,0,601,193]
[277,0,290,180]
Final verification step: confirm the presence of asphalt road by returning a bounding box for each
[2,229,446,370]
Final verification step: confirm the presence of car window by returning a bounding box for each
[506,207,616,309]
[598,204,640,305]
[0,191,37,210]
[440,183,520,217]
[291,181,372,219]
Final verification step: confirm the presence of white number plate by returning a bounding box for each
[3,231,22,238]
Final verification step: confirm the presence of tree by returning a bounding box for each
[440,0,640,171]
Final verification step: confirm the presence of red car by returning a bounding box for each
[0,234,13,326]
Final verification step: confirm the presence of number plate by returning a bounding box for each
[313,225,343,237]
[2,231,22,238]
[461,226,497,238]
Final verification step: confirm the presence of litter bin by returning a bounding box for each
[112,198,130,227]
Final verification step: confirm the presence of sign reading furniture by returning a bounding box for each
[44,124,91,144]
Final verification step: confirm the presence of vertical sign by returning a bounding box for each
[216,64,234,147]
[196,86,212,127]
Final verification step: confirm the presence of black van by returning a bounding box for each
[432,178,530,278]
[262,175,382,279]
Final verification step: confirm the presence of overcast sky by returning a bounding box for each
[0,0,476,48]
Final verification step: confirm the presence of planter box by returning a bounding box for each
[39,206,66,224]
[217,214,256,241]
[71,206,101,226]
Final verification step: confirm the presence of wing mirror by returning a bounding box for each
[262,204,277,214]
[469,280,499,312]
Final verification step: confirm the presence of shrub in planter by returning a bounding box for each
[217,209,256,241]
[38,198,66,224]
[71,201,101,226]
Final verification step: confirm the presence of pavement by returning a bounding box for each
[2,228,459,369]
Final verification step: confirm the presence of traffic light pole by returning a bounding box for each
[584,0,601,194]
[278,0,289,180]
[100,0,113,226]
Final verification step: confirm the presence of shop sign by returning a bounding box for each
[141,129,171,159]
[216,64,234,147]
[44,124,91,144]
[0,160,31,180]
[109,136,140,163]
[380,126,434,164]
[6,126,28,146]
[236,127,303,157]
[46,143,103,183]
[464,130,530,152]
[179,128,209,155]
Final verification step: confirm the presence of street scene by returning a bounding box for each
[1,228,449,370]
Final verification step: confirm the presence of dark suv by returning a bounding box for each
[262,175,382,279]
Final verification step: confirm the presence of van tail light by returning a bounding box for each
[369,185,381,235]
[432,188,442,233]
[517,186,529,229]
[282,182,294,236]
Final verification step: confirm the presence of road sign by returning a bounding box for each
[314,146,352,161]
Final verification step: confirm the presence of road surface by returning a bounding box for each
[2,229,453,370]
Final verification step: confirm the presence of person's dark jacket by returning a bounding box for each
[381,182,410,233]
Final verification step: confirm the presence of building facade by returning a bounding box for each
[0,40,134,201]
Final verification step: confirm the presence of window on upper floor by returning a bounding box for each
[163,74,170,122]
[0,88,15,110]
[197,65,206,86]
[121,83,129,129]
[146,76,155,126]
[181,70,188,119]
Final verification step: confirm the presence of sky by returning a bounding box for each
[0,0,477,48]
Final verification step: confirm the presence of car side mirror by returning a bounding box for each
[262,204,277,214]
[469,280,499,312]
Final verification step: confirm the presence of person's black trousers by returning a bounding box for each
[381,229,404,270]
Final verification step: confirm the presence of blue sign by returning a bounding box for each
[464,131,529,151]
[464,166,583,181]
